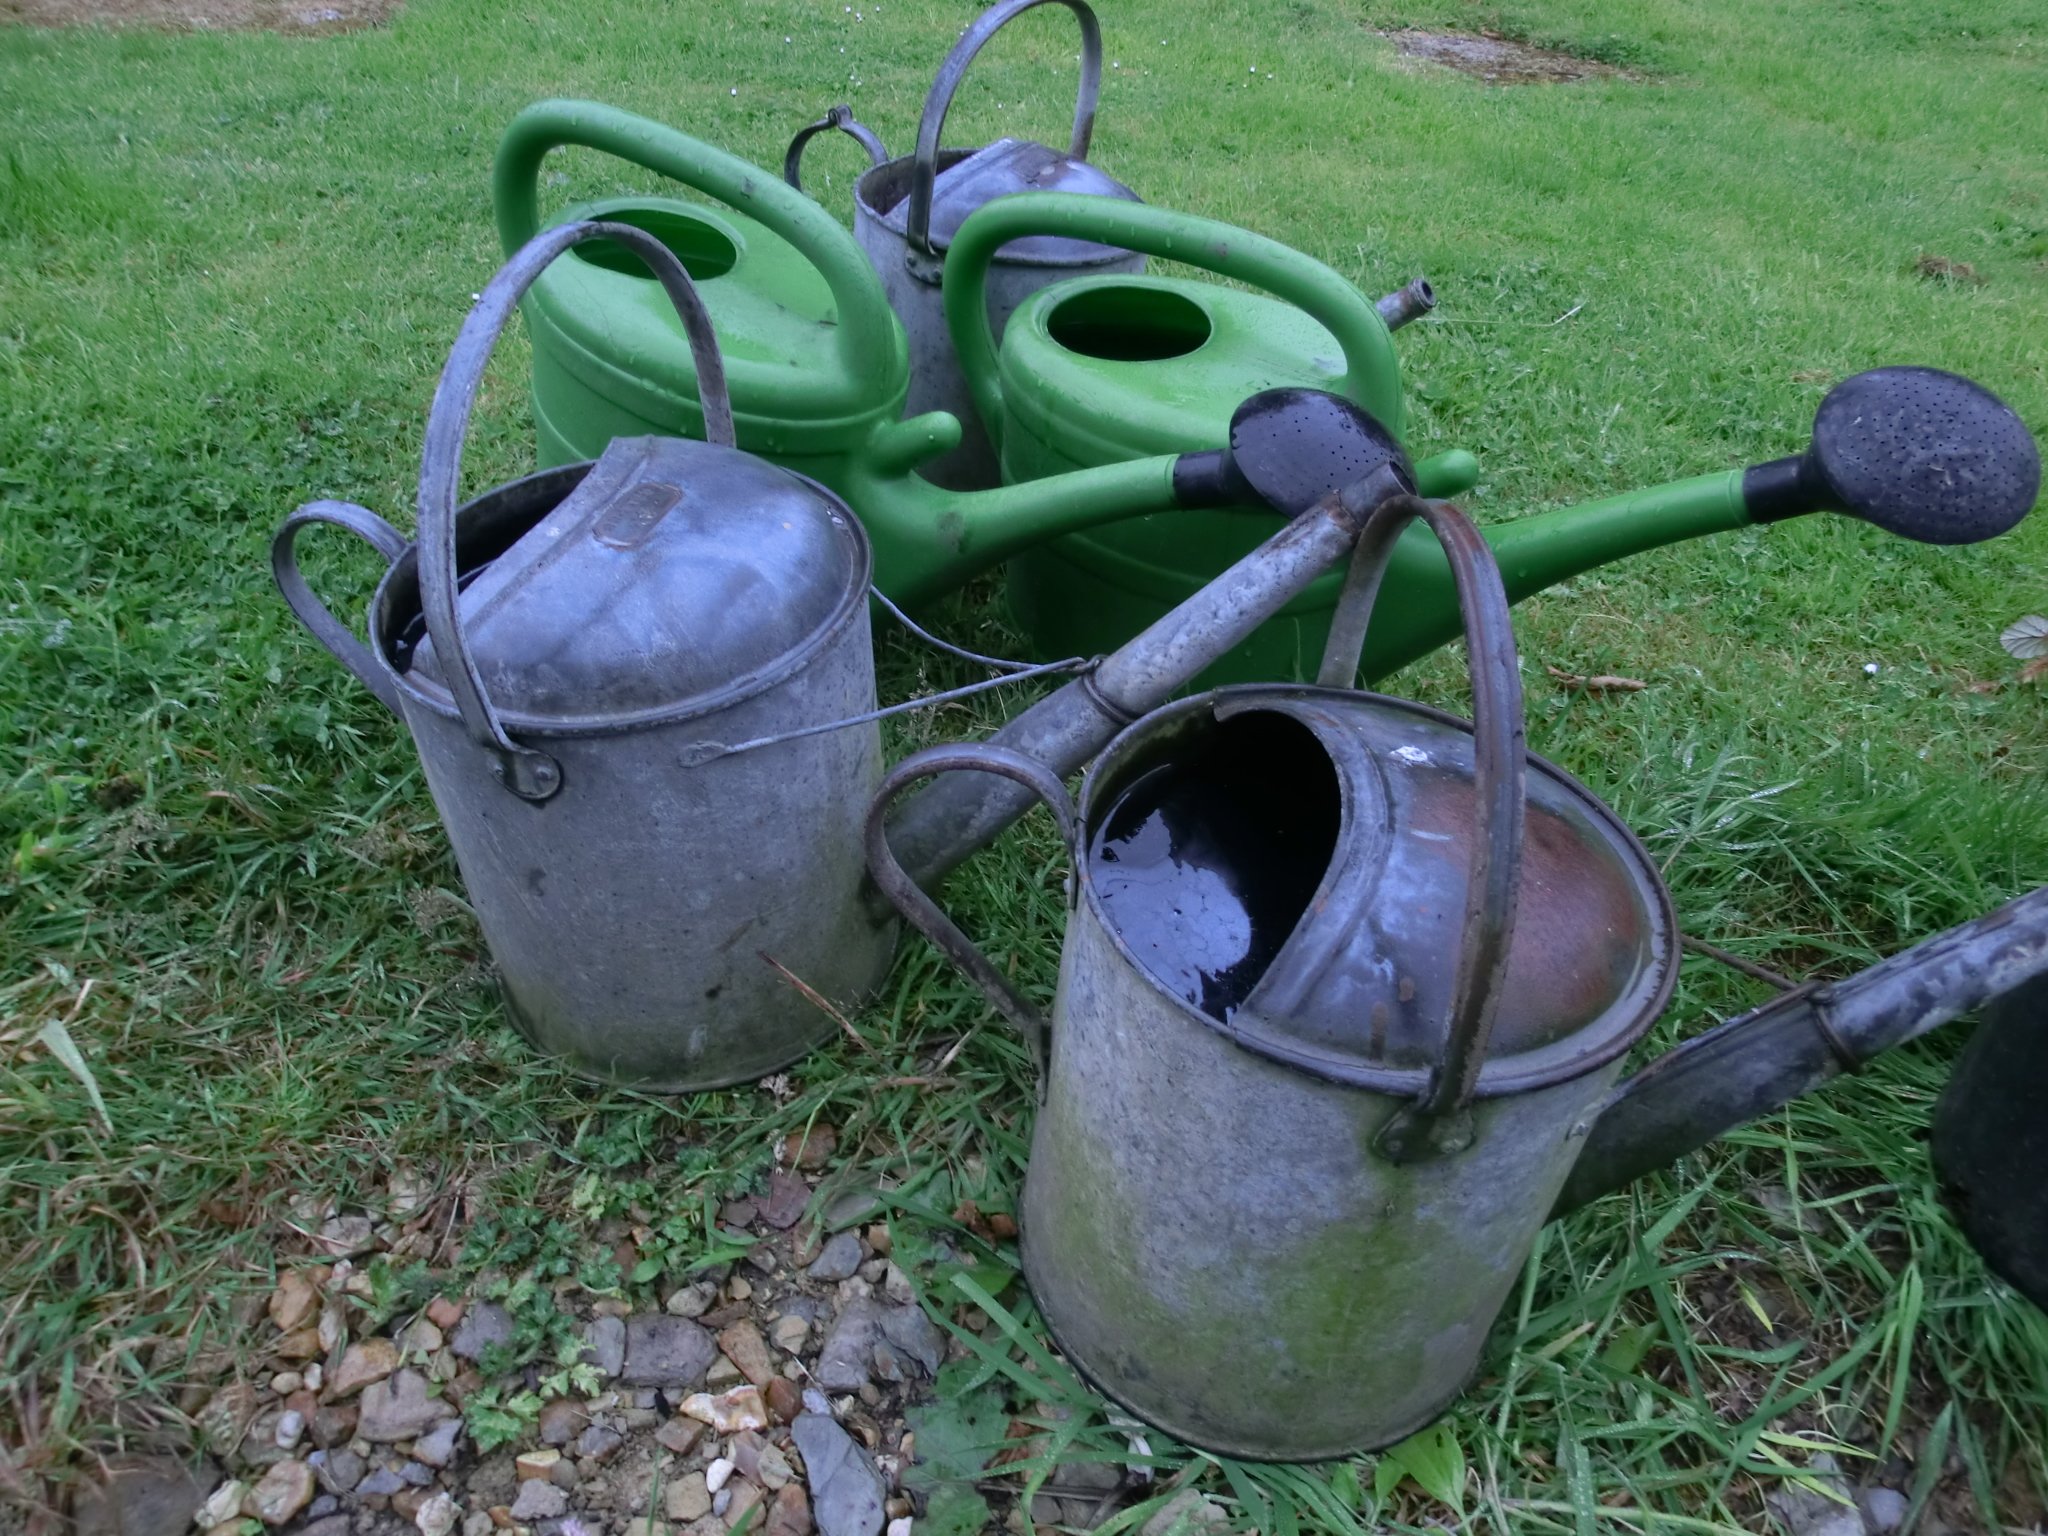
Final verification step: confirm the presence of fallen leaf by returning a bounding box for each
[1545,665,1648,694]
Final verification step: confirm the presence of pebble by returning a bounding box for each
[245,1461,315,1526]
[757,1171,811,1232]
[1862,1488,1909,1535]
[577,1424,625,1462]
[764,1379,804,1425]
[269,1272,321,1334]
[705,1459,735,1495]
[302,1517,352,1536]
[792,1414,884,1536]
[398,1319,446,1357]
[765,1486,813,1536]
[813,1303,883,1393]
[355,1467,408,1498]
[425,1296,465,1331]
[449,1302,516,1362]
[306,1496,339,1520]
[416,1492,459,1536]
[510,1481,570,1523]
[315,1449,363,1495]
[309,1403,358,1450]
[717,1323,776,1388]
[318,1216,377,1258]
[856,1260,886,1286]
[806,1236,863,1285]
[885,1522,910,1536]
[680,1386,769,1435]
[303,1364,324,1393]
[666,1474,713,1522]
[666,1283,719,1320]
[328,1340,401,1401]
[728,1277,753,1303]
[782,1125,837,1171]
[655,1419,705,1457]
[197,1480,247,1528]
[462,1513,496,1536]
[358,1371,445,1443]
[706,1357,744,1392]
[584,1316,628,1379]
[538,1400,585,1447]
[412,1417,462,1468]
[712,1489,732,1519]
[877,1308,943,1378]
[623,1316,719,1388]
[726,1483,765,1531]
[878,1268,912,1307]
[768,1316,808,1354]
[395,1461,436,1488]
[274,1411,306,1450]
[271,1372,304,1396]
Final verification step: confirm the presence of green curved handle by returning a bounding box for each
[494,99,901,383]
[943,193,1406,456]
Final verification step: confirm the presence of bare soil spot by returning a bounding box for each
[1,0,393,32]
[1382,28,1635,84]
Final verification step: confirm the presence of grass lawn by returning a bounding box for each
[4,0,2047,1528]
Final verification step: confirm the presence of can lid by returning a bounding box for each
[883,138,1140,261]
[407,436,869,731]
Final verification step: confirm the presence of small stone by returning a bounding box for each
[878,1267,912,1307]
[833,1279,872,1308]
[417,1492,460,1536]
[1862,1488,1909,1535]
[308,1403,358,1450]
[199,1385,261,1459]
[666,1283,718,1319]
[317,1216,377,1258]
[392,1488,431,1521]
[717,1323,775,1388]
[578,1424,625,1462]
[302,1517,352,1536]
[713,1491,732,1520]
[706,1357,744,1392]
[722,1198,759,1229]
[538,1400,584,1447]
[464,1513,496,1536]
[727,1278,753,1303]
[813,1303,882,1393]
[357,1467,408,1498]
[549,1459,580,1490]
[428,1349,459,1384]
[317,1304,344,1355]
[792,1414,883,1536]
[655,1419,705,1457]
[329,1340,400,1401]
[270,1371,304,1396]
[765,1486,812,1536]
[805,1236,862,1285]
[449,1303,515,1362]
[305,1498,340,1521]
[315,1448,363,1495]
[275,1325,323,1362]
[877,1308,943,1378]
[275,1411,306,1450]
[726,1483,764,1532]
[584,1316,627,1378]
[510,1482,569,1523]
[886,1522,909,1536]
[1764,1456,1863,1536]
[246,1461,315,1526]
[666,1475,712,1523]
[396,1461,436,1487]
[767,1316,807,1355]
[398,1319,445,1357]
[705,1460,735,1495]
[302,1363,323,1393]
[856,1261,886,1286]
[780,1125,837,1171]
[863,1227,890,1259]
[1138,1491,1226,1536]
[752,1445,794,1492]
[517,1451,563,1482]
[358,1371,445,1442]
[680,1386,769,1435]
[426,1296,465,1330]
[764,1380,803,1426]
[197,1481,247,1528]
[270,1272,322,1335]
[623,1316,718,1389]
[757,1172,810,1232]
[412,1418,462,1468]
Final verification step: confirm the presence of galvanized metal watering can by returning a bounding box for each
[864,387,2046,1459]
[271,221,895,1090]
[785,0,1146,492]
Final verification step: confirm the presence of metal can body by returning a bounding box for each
[855,153,1143,493]
[368,476,895,1093]
[1020,891,1623,1460]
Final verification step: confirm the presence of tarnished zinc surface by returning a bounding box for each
[273,221,895,1090]
[843,0,1143,490]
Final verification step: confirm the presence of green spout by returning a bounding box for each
[1359,470,1751,680]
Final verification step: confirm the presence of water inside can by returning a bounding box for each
[1088,712,1340,1020]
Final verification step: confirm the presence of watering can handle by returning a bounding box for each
[863,742,1079,1071]
[494,100,900,385]
[782,105,889,194]
[415,220,735,803]
[1325,497,1528,1161]
[270,500,411,717]
[905,0,1105,255]
[944,194,1405,459]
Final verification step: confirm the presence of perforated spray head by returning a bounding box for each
[1744,367,2040,544]
[1170,388,1416,516]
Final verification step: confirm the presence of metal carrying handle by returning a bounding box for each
[1318,496,1528,1161]
[270,500,411,717]
[905,0,1105,255]
[416,219,735,803]
[863,743,1079,1071]
[782,104,889,193]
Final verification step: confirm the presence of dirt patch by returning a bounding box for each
[0,0,393,32]
[1381,29,1635,84]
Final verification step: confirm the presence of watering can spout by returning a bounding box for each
[1552,884,2048,1218]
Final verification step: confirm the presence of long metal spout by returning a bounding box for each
[1375,277,1436,332]
[1551,884,2048,1217]
[885,472,1405,887]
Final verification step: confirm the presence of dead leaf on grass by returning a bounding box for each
[1545,665,1648,694]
